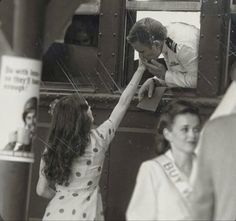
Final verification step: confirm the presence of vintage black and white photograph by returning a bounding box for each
[0,0,236,220]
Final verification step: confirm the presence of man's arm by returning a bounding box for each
[165,45,198,88]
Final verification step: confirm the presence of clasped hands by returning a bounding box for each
[138,56,167,101]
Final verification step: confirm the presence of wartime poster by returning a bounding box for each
[0,56,42,163]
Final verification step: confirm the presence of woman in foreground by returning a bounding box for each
[126,100,201,220]
[36,64,145,220]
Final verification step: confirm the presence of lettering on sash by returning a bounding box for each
[163,162,181,182]
[156,155,192,199]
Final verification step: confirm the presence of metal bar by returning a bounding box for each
[96,0,126,92]
[124,11,136,86]
[231,0,236,13]
[197,0,231,96]
[221,13,231,93]
[13,0,44,58]
[0,29,14,56]
[126,1,201,11]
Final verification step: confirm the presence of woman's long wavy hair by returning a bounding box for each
[42,94,92,185]
[156,100,200,155]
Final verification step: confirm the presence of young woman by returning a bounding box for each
[4,97,37,152]
[126,100,201,220]
[36,64,145,220]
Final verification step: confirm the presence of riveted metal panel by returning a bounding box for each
[197,0,231,96]
[96,0,126,92]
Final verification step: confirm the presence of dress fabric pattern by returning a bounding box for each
[42,120,115,221]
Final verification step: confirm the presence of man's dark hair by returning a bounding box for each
[127,17,167,46]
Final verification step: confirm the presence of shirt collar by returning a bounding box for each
[162,41,168,55]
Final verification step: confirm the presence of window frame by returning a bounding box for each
[124,0,232,97]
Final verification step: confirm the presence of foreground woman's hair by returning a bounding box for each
[42,95,92,185]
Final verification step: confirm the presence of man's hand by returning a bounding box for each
[143,59,167,80]
[138,78,156,101]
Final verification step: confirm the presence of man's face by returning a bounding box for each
[131,40,163,62]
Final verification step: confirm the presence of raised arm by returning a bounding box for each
[109,64,145,130]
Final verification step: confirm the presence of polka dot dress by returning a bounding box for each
[42,120,115,221]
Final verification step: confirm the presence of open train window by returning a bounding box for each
[124,0,233,97]
[124,1,201,96]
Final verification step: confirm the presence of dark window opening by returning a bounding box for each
[64,15,99,47]
[42,15,99,88]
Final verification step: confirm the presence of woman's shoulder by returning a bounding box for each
[139,156,166,174]
[136,157,167,188]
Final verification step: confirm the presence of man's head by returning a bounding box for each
[127,17,167,61]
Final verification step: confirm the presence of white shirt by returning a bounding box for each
[126,151,193,221]
[162,22,199,88]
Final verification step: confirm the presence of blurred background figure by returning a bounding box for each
[126,100,201,220]
[190,64,236,221]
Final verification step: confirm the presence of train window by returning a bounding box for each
[230,3,236,75]
[41,15,99,91]
[125,9,200,91]
[124,1,235,97]
[134,11,200,60]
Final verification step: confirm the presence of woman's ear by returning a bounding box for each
[163,128,171,142]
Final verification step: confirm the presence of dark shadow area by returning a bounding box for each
[41,42,97,86]
[64,15,99,47]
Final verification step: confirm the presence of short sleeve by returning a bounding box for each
[126,162,159,220]
[94,119,116,147]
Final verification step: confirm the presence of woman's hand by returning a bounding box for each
[143,59,167,80]
[138,54,146,71]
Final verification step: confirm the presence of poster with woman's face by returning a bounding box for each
[0,55,42,163]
